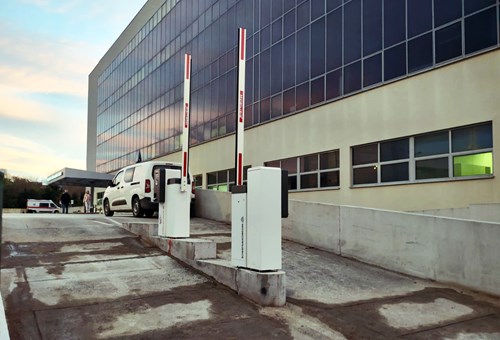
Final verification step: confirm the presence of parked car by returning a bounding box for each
[26,199,61,213]
[103,161,193,217]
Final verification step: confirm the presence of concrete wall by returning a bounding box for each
[411,203,500,223]
[288,200,500,297]
[194,189,231,223]
[194,190,500,296]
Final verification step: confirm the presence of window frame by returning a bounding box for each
[351,123,494,187]
[266,149,340,192]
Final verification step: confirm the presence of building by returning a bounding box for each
[87,0,500,212]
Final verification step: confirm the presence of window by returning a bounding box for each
[124,167,135,183]
[465,8,498,55]
[351,122,493,186]
[193,174,203,188]
[265,150,340,191]
[206,166,250,191]
[435,22,462,63]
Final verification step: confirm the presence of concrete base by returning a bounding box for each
[121,222,286,306]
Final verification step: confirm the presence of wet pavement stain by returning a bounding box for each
[1,237,161,268]
[289,287,500,340]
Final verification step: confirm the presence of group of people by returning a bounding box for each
[59,190,92,214]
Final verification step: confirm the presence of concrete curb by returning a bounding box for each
[121,222,286,306]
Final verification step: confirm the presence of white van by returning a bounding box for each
[103,161,193,217]
[26,199,61,213]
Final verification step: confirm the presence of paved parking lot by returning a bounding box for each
[1,213,500,339]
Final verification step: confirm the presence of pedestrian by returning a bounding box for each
[60,190,71,214]
[83,190,92,214]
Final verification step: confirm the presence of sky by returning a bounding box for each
[0,0,148,181]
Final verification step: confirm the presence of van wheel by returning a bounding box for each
[104,199,114,216]
[132,197,144,217]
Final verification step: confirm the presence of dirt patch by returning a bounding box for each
[290,287,500,339]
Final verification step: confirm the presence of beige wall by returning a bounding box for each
[161,50,500,212]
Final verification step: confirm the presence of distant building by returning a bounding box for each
[87,0,500,211]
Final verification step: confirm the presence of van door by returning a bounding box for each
[122,167,136,208]
[108,170,126,210]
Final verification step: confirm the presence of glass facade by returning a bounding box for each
[95,0,500,173]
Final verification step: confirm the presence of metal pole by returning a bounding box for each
[181,53,192,192]
[235,28,247,186]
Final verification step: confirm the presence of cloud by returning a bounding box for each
[0,24,97,98]
[0,132,85,180]
[0,0,148,179]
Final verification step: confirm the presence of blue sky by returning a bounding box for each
[0,0,147,180]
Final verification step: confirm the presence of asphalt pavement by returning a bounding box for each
[1,213,500,339]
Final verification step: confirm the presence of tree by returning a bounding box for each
[1,176,85,208]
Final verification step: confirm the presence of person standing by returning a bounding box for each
[83,190,92,214]
[60,190,71,214]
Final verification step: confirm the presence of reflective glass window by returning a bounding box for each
[311,76,325,105]
[384,0,405,48]
[380,138,409,161]
[363,53,382,87]
[283,35,296,89]
[363,0,382,56]
[284,9,296,37]
[407,0,432,38]
[271,42,283,95]
[272,18,282,44]
[464,0,496,15]
[320,150,339,169]
[465,8,498,55]
[326,69,342,100]
[261,25,271,50]
[434,0,462,27]
[296,82,310,110]
[326,9,343,71]
[311,18,326,78]
[301,173,318,189]
[435,22,462,63]
[297,26,310,83]
[301,154,318,172]
[283,88,295,114]
[408,33,433,73]
[284,0,295,12]
[320,171,339,187]
[344,0,361,63]
[271,94,282,118]
[454,152,493,177]
[416,158,449,180]
[415,131,449,157]
[282,157,297,174]
[272,0,283,20]
[260,48,271,98]
[384,42,406,81]
[344,61,361,94]
[381,162,409,182]
[312,0,325,20]
[297,0,310,29]
[353,166,377,184]
[452,124,493,152]
[261,0,271,28]
[260,98,271,122]
[327,0,342,12]
[352,144,378,165]
[288,176,298,190]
